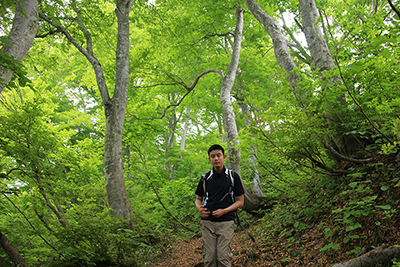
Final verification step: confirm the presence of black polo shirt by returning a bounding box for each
[195,167,245,222]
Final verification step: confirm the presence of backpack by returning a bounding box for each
[200,169,235,203]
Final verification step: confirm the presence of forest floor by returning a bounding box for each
[149,221,400,267]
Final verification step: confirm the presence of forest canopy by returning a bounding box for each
[1,0,400,266]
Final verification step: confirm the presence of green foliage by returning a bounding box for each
[0,45,32,90]
[2,0,400,265]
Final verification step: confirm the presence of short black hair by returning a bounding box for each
[208,144,225,156]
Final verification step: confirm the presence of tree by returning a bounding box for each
[0,0,39,94]
[244,0,303,102]
[38,0,134,219]
[0,231,29,267]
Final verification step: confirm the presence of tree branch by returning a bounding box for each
[133,69,224,120]
[4,193,59,252]
[281,19,312,66]
[324,142,373,164]
[334,56,393,144]
[388,0,400,19]
[35,29,62,38]
[38,12,111,104]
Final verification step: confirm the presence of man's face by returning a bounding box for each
[208,149,226,169]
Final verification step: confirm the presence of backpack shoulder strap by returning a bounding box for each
[201,173,206,197]
[201,171,213,197]
[228,169,234,189]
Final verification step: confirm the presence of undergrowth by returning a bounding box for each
[252,146,400,266]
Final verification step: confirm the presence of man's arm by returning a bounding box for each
[212,194,244,218]
[195,195,211,218]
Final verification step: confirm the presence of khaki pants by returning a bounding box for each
[201,220,235,267]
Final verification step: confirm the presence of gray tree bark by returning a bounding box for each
[220,6,243,173]
[299,0,335,71]
[299,0,360,158]
[331,245,400,267]
[0,0,39,94]
[39,0,134,220]
[244,0,306,103]
[219,6,263,212]
[239,105,264,197]
[103,0,134,219]
[0,231,29,267]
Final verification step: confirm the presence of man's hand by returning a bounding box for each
[199,205,211,218]
[211,209,227,218]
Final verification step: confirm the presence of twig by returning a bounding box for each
[334,57,393,144]
[4,193,59,252]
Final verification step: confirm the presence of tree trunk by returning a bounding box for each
[169,106,190,180]
[238,70,264,197]
[299,0,358,157]
[180,107,191,152]
[39,0,134,220]
[0,231,29,267]
[219,6,263,212]
[0,0,39,94]
[244,0,306,103]
[221,6,243,173]
[331,245,400,267]
[103,0,134,219]
[299,0,335,71]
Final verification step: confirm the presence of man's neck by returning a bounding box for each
[213,166,224,174]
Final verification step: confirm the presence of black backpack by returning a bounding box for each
[200,169,235,203]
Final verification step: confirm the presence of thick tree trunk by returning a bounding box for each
[39,1,134,220]
[0,231,29,267]
[0,0,39,94]
[299,0,358,158]
[103,0,134,219]
[331,245,400,267]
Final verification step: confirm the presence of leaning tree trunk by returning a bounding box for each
[0,231,29,267]
[219,6,263,212]
[0,0,39,94]
[331,245,400,267]
[244,0,306,103]
[39,0,134,220]
[299,0,335,71]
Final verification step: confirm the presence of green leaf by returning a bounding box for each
[324,228,332,238]
[346,223,362,232]
[376,205,391,210]
[381,186,389,191]
[320,243,340,252]
[349,182,359,188]
[346,62,364,71]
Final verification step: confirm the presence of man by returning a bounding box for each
[195,144,245,267]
